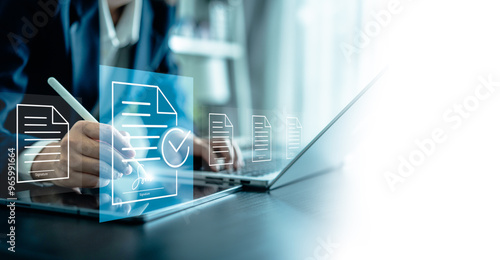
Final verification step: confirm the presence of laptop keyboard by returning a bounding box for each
[221,158,285,177]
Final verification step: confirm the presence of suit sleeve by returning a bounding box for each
[0,1,58,178]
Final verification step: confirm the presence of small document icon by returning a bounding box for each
[286,117,302,159]
[252,115,272,162]
[16,104,69,183]
[209,113,234,166]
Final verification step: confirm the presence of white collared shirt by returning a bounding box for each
[99,0,142,66]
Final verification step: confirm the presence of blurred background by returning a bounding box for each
[166,1,500,258]
[167,0,365,144]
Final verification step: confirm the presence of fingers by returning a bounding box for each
[232,141,244,169]
[97,140,133,175]
[222,139,234,171]
[66,138,132,177]
[193,137,219,172]
[52,172,104,188]
[78,135,100,159]
[214,139,240,171]
[100,195,131,215]
[113,198,132,215]
[48,121,136,189]
[55,166,121,189]
[119,130,130,138]
[77,121,135,158]
[72,120,133,174]
[81,173,108,188]
[78,156,126,179]
[204,142,220,172]
[194,137,243,172]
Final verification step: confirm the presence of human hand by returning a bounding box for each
[193,136,244,172]
[30,121,136,188]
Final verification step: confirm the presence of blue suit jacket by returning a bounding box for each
[0,0,178,178]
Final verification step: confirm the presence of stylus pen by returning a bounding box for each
[47,77,145,176]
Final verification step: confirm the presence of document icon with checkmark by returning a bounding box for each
[99,66,194,222]
[161,128,191,168]
[110,81,180,204]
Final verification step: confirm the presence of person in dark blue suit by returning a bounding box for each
[0,0,242,189]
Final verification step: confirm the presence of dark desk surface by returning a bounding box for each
[0,169,349,260]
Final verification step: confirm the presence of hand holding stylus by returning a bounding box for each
[30,120,135,188]
[27,78,137,188]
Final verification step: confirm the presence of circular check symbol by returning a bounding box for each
[161,128,190,168]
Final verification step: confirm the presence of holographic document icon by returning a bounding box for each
[16,104,69,183]
[111,82,178,204]
[209,113,234,166]
[286,117,302,159]
[252,115,272,162]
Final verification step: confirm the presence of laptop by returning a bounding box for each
[193,69,385,189]
[0,69,384,223]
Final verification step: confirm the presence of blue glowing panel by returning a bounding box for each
[99,65,193,222]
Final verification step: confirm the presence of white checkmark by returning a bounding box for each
[169,130,191,153]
